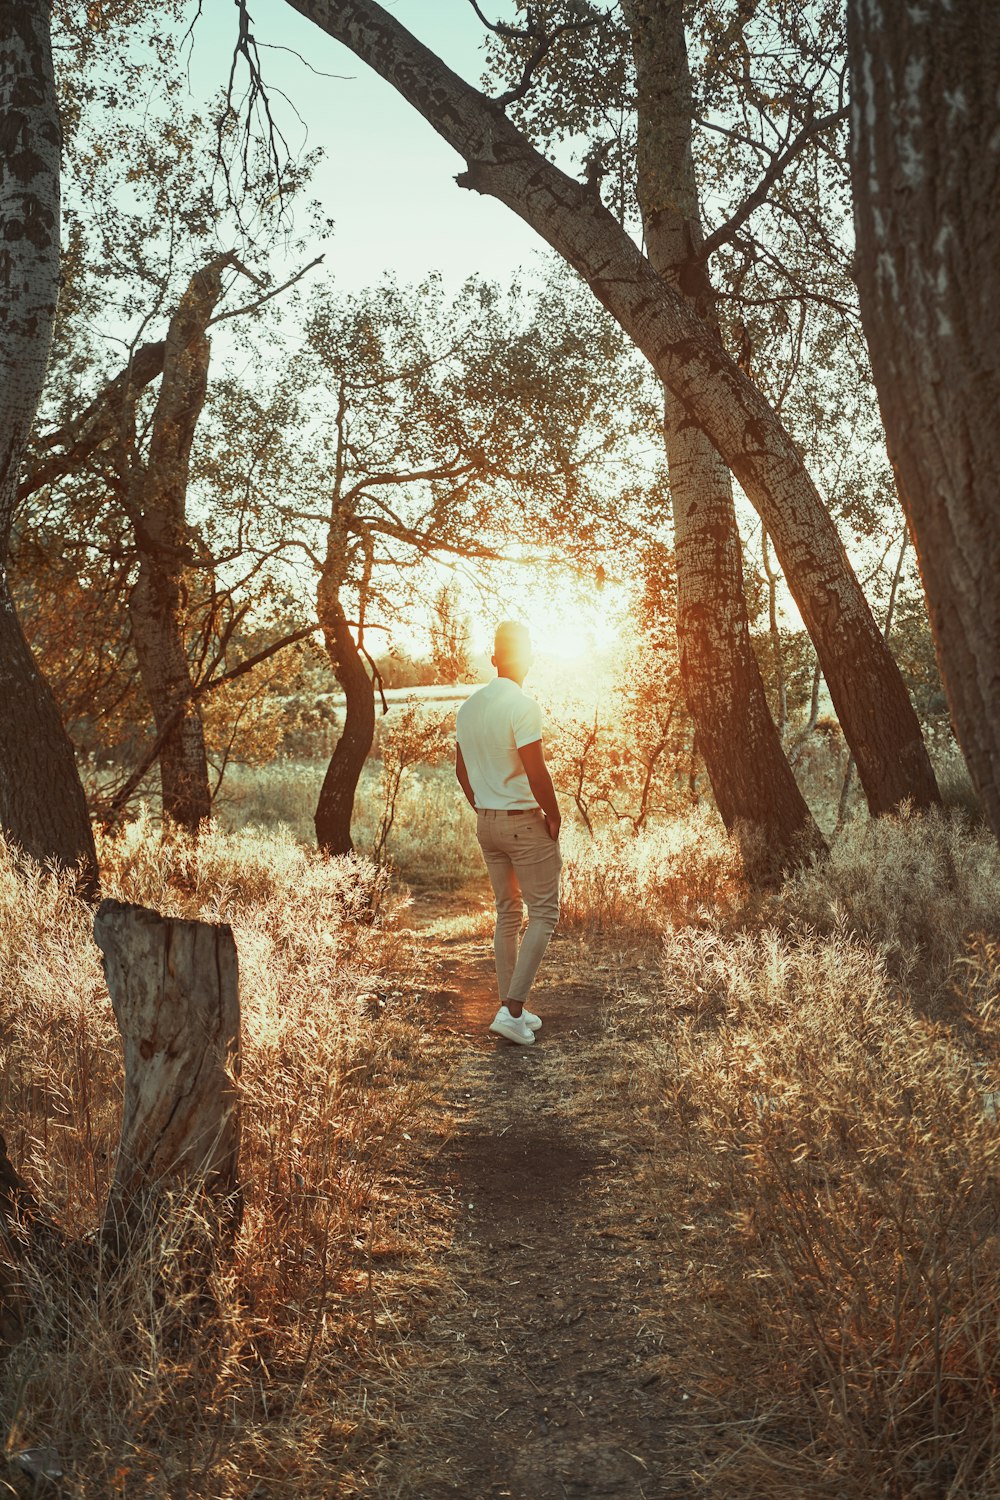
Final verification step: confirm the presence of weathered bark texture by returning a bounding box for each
[123,260,236,832]
[848,0,1000,835]
[0,0,97,889]
[314,578,375,856]
[94,899,242,1251]
[288,0,939,819]
[624,0,822,877]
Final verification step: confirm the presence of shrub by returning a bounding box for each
[776,804,1000,985]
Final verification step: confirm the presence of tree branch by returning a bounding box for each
[208,255,324,326]
[467,0,600,109]
[699,104,850,262]
[19,341,166,504]
[97,626,316,826]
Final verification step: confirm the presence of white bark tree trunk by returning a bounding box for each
[848,0,1000,835]
[287,0,939,820]
[0,0,97,888]
[624,0,822,876]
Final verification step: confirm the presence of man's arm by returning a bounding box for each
[517,740,561,840]
[455,744,476,810]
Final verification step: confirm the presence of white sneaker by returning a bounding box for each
[489,1006,535,1045]
[521,1007,542,1032]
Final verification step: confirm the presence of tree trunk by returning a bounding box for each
[0,0,97,890]
[847,0,1000,836]
[761,529,788,735]
[289,0,939,820]
[94,899,242,1253]
[314,585,375,856]
[124,260,236,832]
[127,560,213,832]
[624,0,822,877]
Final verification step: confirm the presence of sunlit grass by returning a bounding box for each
[573,807,1000,1496]
[5,748,1000,1494]
[0,825,455,1497]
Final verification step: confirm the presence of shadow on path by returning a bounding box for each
[400,895,687,1500]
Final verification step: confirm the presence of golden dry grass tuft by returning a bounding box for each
[777,804,1000,985]
[557,813,745,938]
[589,808,1000,1497]
[0,823,455,1497]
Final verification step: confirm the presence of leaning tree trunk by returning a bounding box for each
[94,900,242,1254]
[848,0,1000,836]
[124,259,237,833]
[624,0,822,877]
[288,0,939,820]
[0,0,97,891]
[128,559,213,833]
[315,582,376,856]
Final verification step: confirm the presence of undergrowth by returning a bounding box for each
[6,780,1000,1496]
[0,821,454,1497]
[592,808,1000,1498]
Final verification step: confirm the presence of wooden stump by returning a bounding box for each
[94,900,243,1252]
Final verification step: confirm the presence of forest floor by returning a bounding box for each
[376,888,700,1500]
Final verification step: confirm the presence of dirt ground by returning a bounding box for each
[384,890,695,1500]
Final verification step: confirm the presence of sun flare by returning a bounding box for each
[467,571,630,668]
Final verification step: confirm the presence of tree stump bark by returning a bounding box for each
[94,900,243,1253]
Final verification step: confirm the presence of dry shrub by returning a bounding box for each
[350,767,482,890]
[0,827,453,1497]
[558,812,745,938]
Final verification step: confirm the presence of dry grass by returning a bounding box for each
[0,819,457,1497]
[216,762,483,890]
[778,804,1000,988]
[558,812,745,938]
[589,808,1000,1498]
[7,760,1000,1496]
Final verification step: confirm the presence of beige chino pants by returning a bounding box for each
[476,808,561,1007]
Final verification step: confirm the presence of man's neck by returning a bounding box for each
[497,669,526,688]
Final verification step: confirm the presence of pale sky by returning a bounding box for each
[189,0,547,293]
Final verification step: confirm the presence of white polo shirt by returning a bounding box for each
[455,676,543,810]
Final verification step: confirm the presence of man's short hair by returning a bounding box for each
[494,620,531,661]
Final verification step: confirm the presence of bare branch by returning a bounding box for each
[358,640,388,714]
[208,255,324,327]
[219,0,296,222]
[700,104,850,262]
[341,454,485,507]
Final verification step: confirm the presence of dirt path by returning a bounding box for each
[392,891,689,1500]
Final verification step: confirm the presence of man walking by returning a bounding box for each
[455,621,562,1046]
